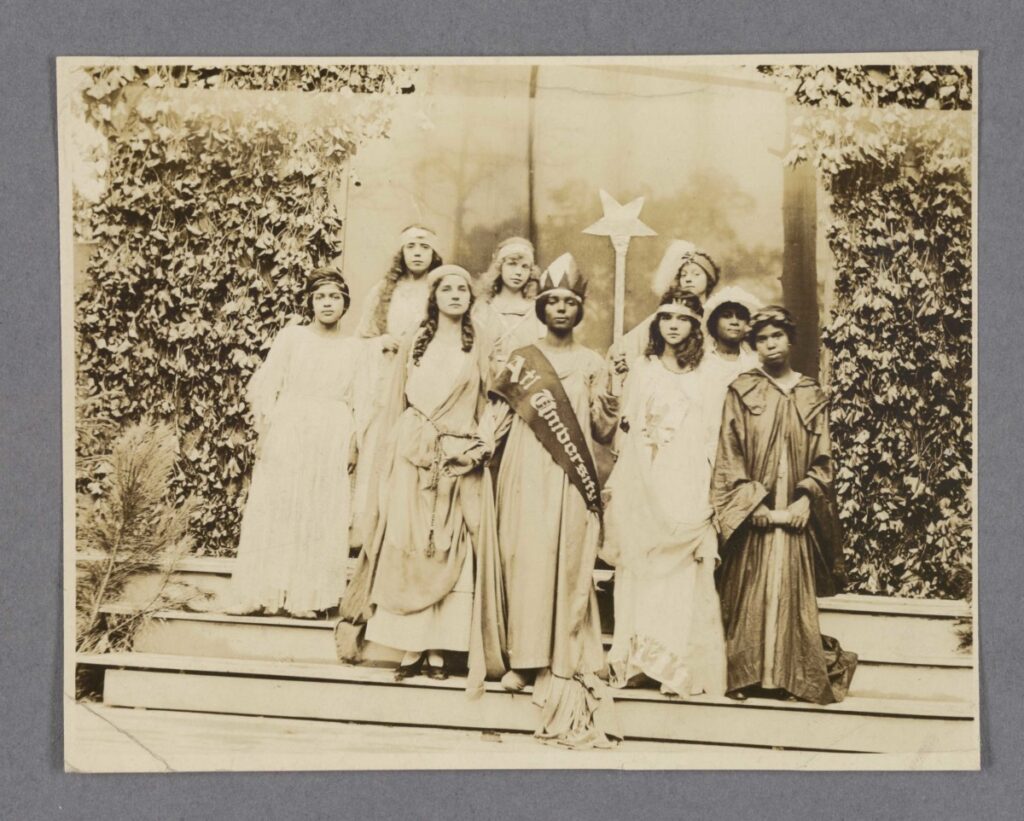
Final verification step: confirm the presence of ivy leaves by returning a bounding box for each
[762,65,973,599]
[76,66,402,555]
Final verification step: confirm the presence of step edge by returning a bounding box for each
[81,653,976,719]
[102,554,971,619]
[113,607,977,669]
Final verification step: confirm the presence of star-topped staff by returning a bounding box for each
[583,189,657,342]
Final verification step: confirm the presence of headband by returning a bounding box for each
[496,241,534,263]
[427,264,473,288]
[680,253,718,285]
[399,226,438,251]
[656,301,702,322]
[307,270,350,302]
[652,240,720,295]
[747,306,797,341]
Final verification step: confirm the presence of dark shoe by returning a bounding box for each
[424,662,449,681]
[394,657,423,681]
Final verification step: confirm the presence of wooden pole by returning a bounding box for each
[527,66,539,248]
[612,235,629,341]
[781,106,821,378]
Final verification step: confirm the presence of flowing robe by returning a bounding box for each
[336,324,497,659]
[473,343,621,748]
[228,323,369,614]
[711,369,857,704]
[603,356,727,697]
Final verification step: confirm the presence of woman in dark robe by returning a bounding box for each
[711,306,857,704]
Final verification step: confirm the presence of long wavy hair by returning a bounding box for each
[370,229,444,336]
[645,289,705,371]
[479,237,540,300]
[411,279,477,366]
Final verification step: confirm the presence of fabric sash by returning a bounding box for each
[490,344,602,514]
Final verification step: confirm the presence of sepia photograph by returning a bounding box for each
[58,53,978,772]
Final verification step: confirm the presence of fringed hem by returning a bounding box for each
[532,669,622,749]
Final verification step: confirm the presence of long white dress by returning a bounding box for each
[603,356,727,697]
[227,322,367,615]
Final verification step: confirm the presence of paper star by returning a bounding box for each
[582,190,657,240]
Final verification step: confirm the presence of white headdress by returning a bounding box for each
[703,286,763,334]
[651,240,720,296]
[537,252,587,300]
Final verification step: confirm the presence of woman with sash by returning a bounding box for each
[351,226,444,547]
[602,289,727,698]
[470,253,625,749]
[337,265,495,680]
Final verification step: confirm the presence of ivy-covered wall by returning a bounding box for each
[760,65,973,598]
[75,65,409,554]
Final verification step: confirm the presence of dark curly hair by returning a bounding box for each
[369,236,444,336]
[645,289,705,371]
[306,268,350,315]
[411,278,476,366]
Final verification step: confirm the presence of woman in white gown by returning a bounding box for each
[472,236,545,374]
[351,225,444,547]
[226,270,367,618]
[603,288,727,697]
[607,240,720,368]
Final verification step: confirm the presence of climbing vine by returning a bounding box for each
[760,64,973,598]
[75,64,411,555]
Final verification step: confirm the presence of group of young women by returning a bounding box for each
[225,224,857,748]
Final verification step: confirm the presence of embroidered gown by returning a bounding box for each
[472,343,621,748]
[227,322,367,615]
[711,369,857,704]
[603,356,728,697]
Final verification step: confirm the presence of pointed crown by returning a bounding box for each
[537,253,587,300]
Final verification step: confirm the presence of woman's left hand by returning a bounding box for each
[442,452,474,477]
[611,352,629,375]
[786,495,811,532]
